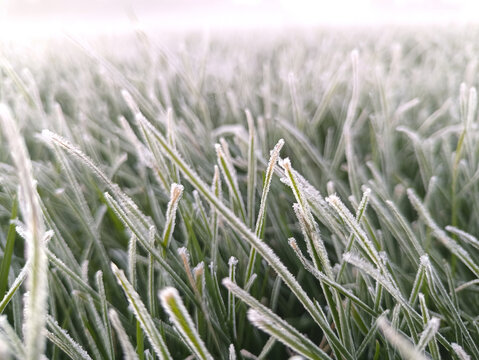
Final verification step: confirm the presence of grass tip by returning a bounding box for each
[228,257,238,267]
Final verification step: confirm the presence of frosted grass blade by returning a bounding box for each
[0,104,48,360]
[247,309,331,360]
[112,263,172,360]
[162,183,184,249]
[46,316,93,360]
[215,141,246,222]
[377,316,427,360]
[452,343,472,360]
[109,309,139,360]
[245,109,256,229]
[0,261,29,313]
[245,138,284,283]
[408,189,479,277]
[159,287,213,360]
[0,197,18,300]
[0,315,25,359]
[223,279,330,360]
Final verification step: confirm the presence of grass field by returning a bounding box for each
[1,27,479,359]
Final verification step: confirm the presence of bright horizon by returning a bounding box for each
[2,0,479,40]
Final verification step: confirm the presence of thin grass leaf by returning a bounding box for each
[408,256,428,304]
[128,234,138,289]
[215,141,246,222]
[41,130,158,243]
[228,257,238,338]
[245,109,256,229]
[166,108,180,183]
[337,188,371,281]
[159,287,213,360]
[211,165,221,263]
[281,159,349,345]
[247,309,330,360]
[46,316,92,360]
[0,197,18,300]
[111,263,172,360]
[421,256,479,357]
[289,240,375,315]
[342,252,411,312]
[356,310,389,358]
[0,261,29,313]
[377,316,427,360]
[223,279,331,360]
[95,271,114,360]
[0,315,25,359]
[0,104,48,360]
[245,138,284,283]
[104,193,194,300]
[418,293,441,360]
[46,249,99,302]
[408,189,479,278]
[147,226,156,318]
[326,194,382,270]
[416,317,440,353]
[257,336,276,360]
[109,309,139,360]
[452,343,472,360]
[445,226,479,251]
[162,183,184,249]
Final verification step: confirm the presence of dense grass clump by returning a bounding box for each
[1,27,479,359]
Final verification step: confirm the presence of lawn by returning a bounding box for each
[0,27,478,359]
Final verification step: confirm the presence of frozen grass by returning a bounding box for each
[1,27,479,359]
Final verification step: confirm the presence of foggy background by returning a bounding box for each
[1,0,479,39]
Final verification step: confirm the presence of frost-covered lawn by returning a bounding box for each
[1,27,479,359]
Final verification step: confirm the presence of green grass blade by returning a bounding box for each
[112,263,173,360]
[46,316,93,360]
[1,104,48,360]
[159,287,213,360]
[109,309,139,360]
[223,279,330,360]
[0,197,18,300]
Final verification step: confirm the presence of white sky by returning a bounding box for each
[2,0,479,40]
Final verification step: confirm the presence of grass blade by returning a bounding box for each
[109,309,139,360]
[245,109,256,229]
[46,316,93,360]
[111,263,172,360]
[0,197,18,300]
[159,287,213,360]
[223,279,330,360]
[377,316,427,360]
[245,138,284,283]
[0,104,48,360]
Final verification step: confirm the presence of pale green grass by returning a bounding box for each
[0,27,479,359]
